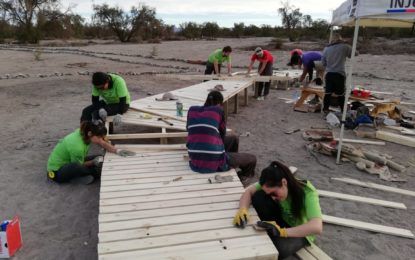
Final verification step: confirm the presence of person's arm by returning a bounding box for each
[238,184,257,208]
[286,217,323,237]
[92,95,100,109]
[90,136,117,153]
[258,62,267,75]
[227,61,232,75]
[213,60,220,75]
[246,60,255,74]
[299,66,308,83]
[117,97,127,114]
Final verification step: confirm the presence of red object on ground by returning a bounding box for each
[0,216,22,258]
[352,88,370,99]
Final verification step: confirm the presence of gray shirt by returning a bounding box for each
[322,43,352,76]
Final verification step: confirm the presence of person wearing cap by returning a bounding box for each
[80,72,131,126]
[205,46,232,76]
[46,121,135,184]
[233,161,322,259]
[298,51,325,85]
[321,33,354,114]
[246,47,274,100]
[186,90,257,179]
[287,49,303,69]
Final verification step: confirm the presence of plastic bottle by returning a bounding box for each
[326,112,340,127]
[1,220,9,231]
[176,101,183,117]
[292,90,299,102]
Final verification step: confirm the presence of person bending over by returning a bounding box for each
[233,161,323,259]
[247,47,274,100]
[80,72,131,126]
[186,90,256,179]
[47,121,135,184]
[205,46,232,76]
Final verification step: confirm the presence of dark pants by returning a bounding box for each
[80,100,129,122]
[224,135,256,178]
[324,72,346,112]
[205,62,221,75]
[256,62,273,97]
[252,190,308,259]
[48,156,101,183]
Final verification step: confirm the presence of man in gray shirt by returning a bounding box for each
[321,33,353,113]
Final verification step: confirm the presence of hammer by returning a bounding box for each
[158,117,174,126]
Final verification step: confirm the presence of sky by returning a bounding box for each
[65,0,346,27]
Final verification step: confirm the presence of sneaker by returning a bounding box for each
[257,96,264,101]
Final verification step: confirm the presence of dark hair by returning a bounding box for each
[80,120,107,142]
[92,72,109,86]
[289,54,302,66]
[223,46,232,53]
[259,161,305,220]
[314,78,323,86]
[204,90,224,106]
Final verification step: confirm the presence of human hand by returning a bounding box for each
[113,114,122,126]
[116,149,136,157]
[256,221,288,237]
[233,208,250,228]
[93,156,104,167]
[98,108,107,122]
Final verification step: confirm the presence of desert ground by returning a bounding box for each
[0,37,414,260]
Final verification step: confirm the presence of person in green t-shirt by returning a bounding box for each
[233,161,323,259]
[80,72,131,126]
[47,121,135,184]
[205,46,232,76]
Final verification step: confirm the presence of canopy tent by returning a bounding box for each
[331,0,415,163]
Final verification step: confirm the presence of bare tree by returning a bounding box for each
[278,0,303,41]
[0,0,57,42]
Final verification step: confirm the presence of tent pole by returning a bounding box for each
[336,18,360,164]
[329,10,334,43]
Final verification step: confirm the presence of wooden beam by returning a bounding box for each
[331,177,415,197]
[234,93,239,113]
[304,245,333,260]
[160,128,168,144]
[244,87,249,106]
[334,138,385,146]
[317,189,406,209]
[322,214,414,239]
[107,132,188,140]
[376,130,415,147]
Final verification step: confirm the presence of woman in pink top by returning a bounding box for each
[288,49,303,68]
[246,47,274,100]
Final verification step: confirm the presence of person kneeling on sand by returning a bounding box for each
[80,72,131,126]
[233,161,323,259]
[186,90,256,179]
[47,121,135,184]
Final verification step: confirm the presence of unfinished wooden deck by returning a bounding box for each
[98,146,278,260]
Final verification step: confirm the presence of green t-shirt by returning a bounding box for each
[207,49,231,64]
[47,129,90,171]
[255,181,322,244]
[92,73,131,104]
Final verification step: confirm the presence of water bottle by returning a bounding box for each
[1,220,9,231]
[176,101,183,117]
[292,90,299,102]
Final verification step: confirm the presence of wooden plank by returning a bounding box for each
[234,93,239,113]
[100,194,241,214]
[296,248,317,260]
[100,187,244,206]
[322,214,415,239]
[99,209,252,232]
[331,177,415,197]
[376,130,415,147]
[107,132,187,140]
[317,189,406,209]
[99,201,240,223]
[99,236,277,260]
[100,182,242,199]
[244,87,249,106]
[102,165,192,176]
[304,245,332,260]
[112,144,187,151]
[160,128,167,144]
[333,138,385,146]
[99,217,247,243]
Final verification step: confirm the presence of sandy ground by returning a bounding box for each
[0,38,414,260]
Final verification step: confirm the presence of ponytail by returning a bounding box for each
[80,120,107,142]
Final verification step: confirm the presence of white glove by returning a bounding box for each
[98,108,107,122]
[93,156,104,167]
[116,149,136,157]
[113,114,122,126]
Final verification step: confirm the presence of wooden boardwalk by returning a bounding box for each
[98,146,278,260]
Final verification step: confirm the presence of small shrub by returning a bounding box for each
[274,38,284,49]
[150,46,158,57]
[34,48,42,61]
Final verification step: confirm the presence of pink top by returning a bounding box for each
[290,49,303,56]
[251,50,274,63]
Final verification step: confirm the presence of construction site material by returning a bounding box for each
[332,177,415,197]
[362,151,387,165]
[107,132,188,140]
[334,138,385,146]
[317,190,406,209]
[376,130,415,147]
[342,154,375,168]
[296,245,333,260]
[98,149,277,259]
[322,215,414,239]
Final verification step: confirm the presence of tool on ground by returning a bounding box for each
[158,117,174,126]
[233,208,250,228]
[116,149,136,157]
[256,221,288,238]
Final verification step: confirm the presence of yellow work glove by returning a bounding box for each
[257,221,288,238]
[233,208,250,228]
